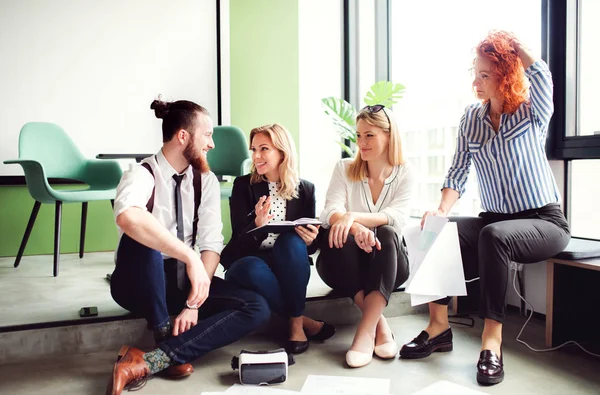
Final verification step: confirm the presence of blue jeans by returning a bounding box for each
[225,232,310,318]
[110,234,270,364]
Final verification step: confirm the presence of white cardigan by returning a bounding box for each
[319,159,416,235]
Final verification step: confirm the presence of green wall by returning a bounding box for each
[0,186,118,257]
[230,0,300,147]
[0,185,232,257]
[0,0,298,257]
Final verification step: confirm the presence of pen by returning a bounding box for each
[247,196,270,217]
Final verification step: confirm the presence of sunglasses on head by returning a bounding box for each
[361,104,391,125]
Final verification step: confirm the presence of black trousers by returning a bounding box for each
[435,203,570,323]
[316,225,410,303]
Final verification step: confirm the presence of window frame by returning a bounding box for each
[547,0,600,160]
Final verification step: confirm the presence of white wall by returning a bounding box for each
[298,0,344,213]
[0,0,217,176]
[219,0,231,126]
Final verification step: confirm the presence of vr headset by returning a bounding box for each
[231,348,295,385]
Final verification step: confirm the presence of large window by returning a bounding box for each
[556,0,600,155]
[390,0,542,217]
[577,0,600,137]
[569,160,600,239]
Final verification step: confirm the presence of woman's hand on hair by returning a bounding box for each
[295,224,320,246]
[254,195,274,228]
[351,223,381,253]
[511,38,535,69]
[328,213,355,249]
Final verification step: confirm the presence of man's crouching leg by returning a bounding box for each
[106,278,270,394]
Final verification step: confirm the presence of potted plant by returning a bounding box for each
[321,81,406,156]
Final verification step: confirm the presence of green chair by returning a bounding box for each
[207,125,250,198]
[4,122,122,277]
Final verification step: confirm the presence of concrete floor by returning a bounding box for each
[0,314,598,395]
[0,252,333,328]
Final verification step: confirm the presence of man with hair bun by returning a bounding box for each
[105,99,270,395]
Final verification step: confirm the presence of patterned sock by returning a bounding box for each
[142,348,172,375]
[153,322,172,345]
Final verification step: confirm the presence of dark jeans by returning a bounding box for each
[110,234,271,364]
[224,232,311,318]
[434,203,570,323]
[316,225,410,303]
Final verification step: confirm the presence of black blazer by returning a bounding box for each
[220,174,318,269]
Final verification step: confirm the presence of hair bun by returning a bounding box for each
[150,99,171,119]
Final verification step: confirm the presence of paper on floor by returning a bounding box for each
[408,380,489,394]
[301,375,390,395]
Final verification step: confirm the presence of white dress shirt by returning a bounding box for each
[320,159,416,235]
[113,150,224,258]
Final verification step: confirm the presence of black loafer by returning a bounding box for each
[286,340,309,354]
[477,349,504,385]
[399,328,453,359]
[306,321,336,342]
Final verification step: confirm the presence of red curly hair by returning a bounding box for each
[475,30,528,114]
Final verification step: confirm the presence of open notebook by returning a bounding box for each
[247,218,322,234]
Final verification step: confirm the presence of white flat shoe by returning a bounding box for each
[374,333,398,359]
[345,349,373,368]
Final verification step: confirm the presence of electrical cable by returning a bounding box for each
[511,266,600,358]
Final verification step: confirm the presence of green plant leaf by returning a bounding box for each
[332,119,356,140]
[335,140,356,157]
[321,97,356,128]
[363,81,406,107]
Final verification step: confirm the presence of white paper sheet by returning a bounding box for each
[225,384,300,395]
[404,218,467,306]
[408,380,489,394]
[300,375,390,395]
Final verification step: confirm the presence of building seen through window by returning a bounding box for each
[390,0,542,217]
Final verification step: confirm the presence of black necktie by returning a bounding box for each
[173,174,185,242]
[172,174,188,292]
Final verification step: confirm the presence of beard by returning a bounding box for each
[183,140,210,173]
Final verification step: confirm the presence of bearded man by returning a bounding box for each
[106,99,270,395]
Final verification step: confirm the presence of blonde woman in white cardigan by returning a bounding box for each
[318,105,416,368]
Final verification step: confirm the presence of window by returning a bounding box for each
[555,0,600,156]
[577,0,600,137]
[569,160,600,239]
[390,0,542,216]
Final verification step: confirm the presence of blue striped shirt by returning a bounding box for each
[443,60,561,214]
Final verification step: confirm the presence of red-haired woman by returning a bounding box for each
[399,31,570,386]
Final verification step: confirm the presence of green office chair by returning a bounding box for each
[4,122,122,276]
[207,125,250,198]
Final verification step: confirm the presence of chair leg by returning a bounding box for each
[53,201,62,277]
[79,202,88,259]
[14,201,42,268]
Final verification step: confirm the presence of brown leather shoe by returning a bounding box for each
[106,345,150,395]
[116,345,194,380]
[158,363,194,379]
